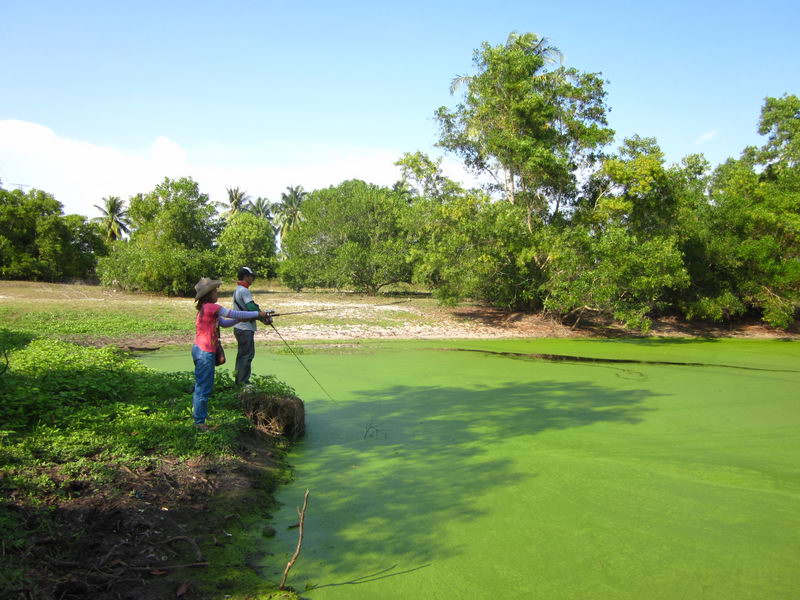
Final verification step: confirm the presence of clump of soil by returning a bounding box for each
[2,432,286,600]
[241,391,305,440]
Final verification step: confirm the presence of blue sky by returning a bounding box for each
[1,0,797,217]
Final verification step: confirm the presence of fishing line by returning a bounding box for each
[269,322,337,402]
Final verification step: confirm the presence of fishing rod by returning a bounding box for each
[269,298,410,317]
[269,322,337,403]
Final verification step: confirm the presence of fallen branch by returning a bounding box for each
[279,489,309,590]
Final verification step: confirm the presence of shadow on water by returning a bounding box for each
[280,377,659,589]
[446,348,800,372]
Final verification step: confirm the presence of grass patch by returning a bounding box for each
[0,280,441,344]
[0,306,191,337]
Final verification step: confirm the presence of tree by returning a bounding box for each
[541,225,689,331]
[247,196,274,221]
[216,212,278,279]
[280,180,412,293]
[693,156,800,327]
[0,188,106,281]
[756,94,800,173]
[127,177,220,249]
[273,185,307,243]
[60,215,108,279]
[98,177,219,295]
[436,32,614,226]
[93,196,130,241]
[394,151,464,202]
[96,238,216,296]
[223,186,250,217]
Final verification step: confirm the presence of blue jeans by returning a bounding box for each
[192,344,216,424]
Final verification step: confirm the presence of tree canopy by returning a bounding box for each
[436,32,614,225]
[280,180,412,293]
[97,177,220,295]
[0,188,106,281]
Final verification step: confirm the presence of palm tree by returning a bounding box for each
[274,185,307,242]
[93,196,130,241]
[224,186,250,217]
[247,196,274,221]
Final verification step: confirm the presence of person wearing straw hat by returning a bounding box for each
[192,277,270,430]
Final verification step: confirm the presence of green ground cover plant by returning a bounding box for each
[0,327,302,598]
[0,305,191,338]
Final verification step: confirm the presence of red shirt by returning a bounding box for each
[195,303,222,352]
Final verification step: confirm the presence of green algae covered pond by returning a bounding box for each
[140,338,800,599]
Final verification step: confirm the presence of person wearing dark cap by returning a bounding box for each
[193,277,270,430]
[232,267,273,386]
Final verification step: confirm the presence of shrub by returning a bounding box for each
[97,239,217,295]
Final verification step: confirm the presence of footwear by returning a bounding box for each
[195,423,210,431]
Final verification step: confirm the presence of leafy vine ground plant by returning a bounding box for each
[0,328,302,599]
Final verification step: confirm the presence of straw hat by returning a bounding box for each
[194,277,222,300]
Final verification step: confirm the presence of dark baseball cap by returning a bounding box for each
[238,266,256,279]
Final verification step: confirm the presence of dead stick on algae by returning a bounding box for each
[279,489,310,590]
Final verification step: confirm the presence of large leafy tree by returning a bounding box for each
[756,94,800,173]
[694,155,800,327]
[60,215,108,280]
[98,177,219,295]
[541,225,689,331]
[405,192,549,310]
[0,188,106,281]
[436,32,614,226]
[280,180,412,293]
[216,211,278,279]
[126,177,220,249]
[656,96,800,328]
[93,196,130,241]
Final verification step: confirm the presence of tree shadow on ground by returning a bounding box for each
[451,307,530,328]
[0,327,36,352]
[271,378,658,590]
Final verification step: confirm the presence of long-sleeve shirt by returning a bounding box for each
[194,303,259,352]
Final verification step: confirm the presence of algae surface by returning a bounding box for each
[141,339,800,599]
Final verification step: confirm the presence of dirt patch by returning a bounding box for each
[4,432,285,600]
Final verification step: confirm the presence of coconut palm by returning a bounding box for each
[223,186,250,217]
[93,196,130,241]
[247,196,274,221]
[274,185,307,241]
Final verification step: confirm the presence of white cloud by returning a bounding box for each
[0,120,478,218]
[693,129,719,146]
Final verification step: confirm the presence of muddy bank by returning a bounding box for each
[3,433,293,600]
